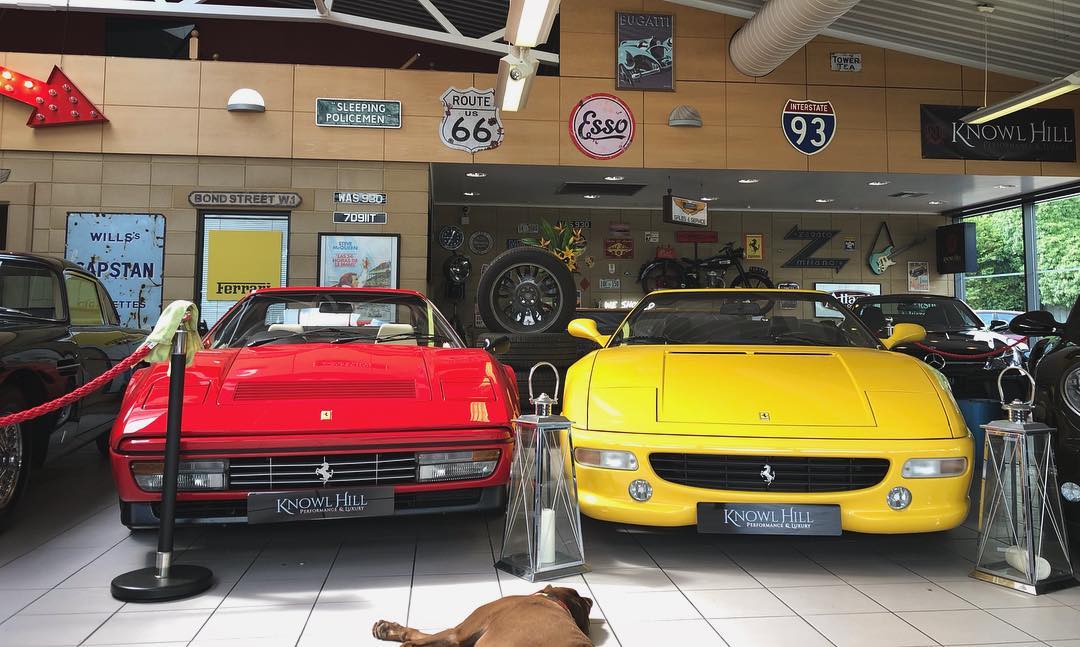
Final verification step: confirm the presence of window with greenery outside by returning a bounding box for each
[963,208,1026,312]
[1035,195,1080,321]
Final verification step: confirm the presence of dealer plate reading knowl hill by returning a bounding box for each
[248,486,394,524]
[698,503,841,536]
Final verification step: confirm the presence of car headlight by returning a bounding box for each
[1063,367,1080,416]
[902,457,967,478]
[417,450,499,482]
[132,460,227,491]
[573,448,638,471]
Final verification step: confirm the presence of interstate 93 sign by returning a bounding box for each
[782,99,836,155]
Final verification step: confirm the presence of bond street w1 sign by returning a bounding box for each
[316,98,402,128]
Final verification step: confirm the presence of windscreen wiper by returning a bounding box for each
[245,326,341,347]
[0,306,36,318]
[373,332,453,345]
[620,334,681,345]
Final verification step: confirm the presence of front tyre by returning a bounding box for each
[0,390,31,529]
[477,247,576,335]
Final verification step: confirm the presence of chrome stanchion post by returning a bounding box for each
[112,329,214,602]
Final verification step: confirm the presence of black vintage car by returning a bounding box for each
[852,294,1025,400]
[1009,297,1080,551]
[0,253,146,526]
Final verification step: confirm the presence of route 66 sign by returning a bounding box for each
[781,99,836,155]
[440,87,504,153]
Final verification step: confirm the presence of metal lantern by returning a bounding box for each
[972,367,1076,595]
[496,362,589,582]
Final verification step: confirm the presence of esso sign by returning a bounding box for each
[569,93,635,160]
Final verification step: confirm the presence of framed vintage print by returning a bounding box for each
[615,12,675,91]
[744,233,765,260]
[317,233,400,289]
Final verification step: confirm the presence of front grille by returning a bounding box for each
[228,452,417,490]
[650,453,890,493]
[234,380,415,400]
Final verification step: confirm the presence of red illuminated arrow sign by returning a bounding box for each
[0,65,107,128]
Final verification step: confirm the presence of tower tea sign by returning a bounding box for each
[440,87,504,153]
[781,99,836,155]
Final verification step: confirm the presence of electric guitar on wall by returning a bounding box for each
[869,237,927,275]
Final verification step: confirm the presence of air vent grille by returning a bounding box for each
[557,182,646,196]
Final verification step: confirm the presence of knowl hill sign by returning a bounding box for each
[920,104,1076,162]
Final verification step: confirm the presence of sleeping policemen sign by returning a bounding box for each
[440,87,503,153]
[782,99,837,155]
[64,213,166,329]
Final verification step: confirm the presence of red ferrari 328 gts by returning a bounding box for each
[109,287,518,529]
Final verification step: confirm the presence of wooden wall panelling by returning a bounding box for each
[198,109,293,158]
[386,69,475,118]
[291,112,385,161]
[561,0,645,33]
[885,88,963,131]
[293,65,386,110]
[105,58,200,108]
[200,61,295,112]
[101,106,198,156]
[642,81,725,125]
[1,101,104,153]
[559,31,612,79]
[884,51,962,90]
[642,123,726,168]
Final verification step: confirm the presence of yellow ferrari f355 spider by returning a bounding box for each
[564,289,973,536]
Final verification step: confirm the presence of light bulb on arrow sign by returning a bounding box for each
[0,65,107,128]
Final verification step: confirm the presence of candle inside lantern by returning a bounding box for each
[539,507,556,564]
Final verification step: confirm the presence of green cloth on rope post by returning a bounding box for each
[144,300,201,368]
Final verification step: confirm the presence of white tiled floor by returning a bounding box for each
[1,448,1079,646]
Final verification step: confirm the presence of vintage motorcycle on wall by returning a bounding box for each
[637,241,774,294]
[1008,295,1080,553]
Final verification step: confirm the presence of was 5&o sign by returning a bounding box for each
[781,99,836,155]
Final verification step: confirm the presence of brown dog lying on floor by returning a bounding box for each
[372,585,594,647]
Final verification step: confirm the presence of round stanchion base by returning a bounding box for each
[111,564,214,602]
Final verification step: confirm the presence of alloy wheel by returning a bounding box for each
[490,262,565,334]
[0,422,23,509]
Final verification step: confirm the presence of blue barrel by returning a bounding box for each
[956,398,1003,472]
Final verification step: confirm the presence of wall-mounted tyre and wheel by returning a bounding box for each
[477,247,577,335]
[0,390,31,529]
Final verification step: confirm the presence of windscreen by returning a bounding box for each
[210,291,460,349]
[853,298,981,333]
[609,291,879,348]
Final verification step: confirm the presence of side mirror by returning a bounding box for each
[1009,310,1061,337]
[882,322,926,350]
[989,319,1009,331]
[478,335,511,355]
[567,318,610,347]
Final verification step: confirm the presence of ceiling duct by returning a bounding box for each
[729,0,861,77]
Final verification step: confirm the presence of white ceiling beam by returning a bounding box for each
[0,0,558,63]
[416,0,462,36]
[312,0,332,16]
[480,27,506,42]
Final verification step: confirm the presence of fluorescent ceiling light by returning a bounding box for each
[815,198,834,204]
[928,200,947,205]
[867,180,890,186]
[495,46,539,112]
[463,192,479,197]
[700,196,719,202]
[962,71,1080,124]
[506,0,560,48]
[604,175,624,181]
[583,194,599,199]
[993,183,1016,189]
[738,178,759,184]
[466,171,487,178]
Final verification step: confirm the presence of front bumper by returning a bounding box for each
[111,429,512,527]
[571,427,973,534]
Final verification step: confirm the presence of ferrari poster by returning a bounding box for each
[205,230,283,301]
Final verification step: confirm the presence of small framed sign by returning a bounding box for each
[315,99,402,128]
[334,191,387,205]
[333,212,388,225]
[744,233,764,260]
[599,278,621,290]
[663,194,708,228]
[829,52,862,72]
[317,233,399,288]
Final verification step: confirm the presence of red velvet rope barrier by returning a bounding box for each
[912,336,1029,361]
[0,344,153,428]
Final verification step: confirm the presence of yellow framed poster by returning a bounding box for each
[744,233,764,260]
[205,230,283,301]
